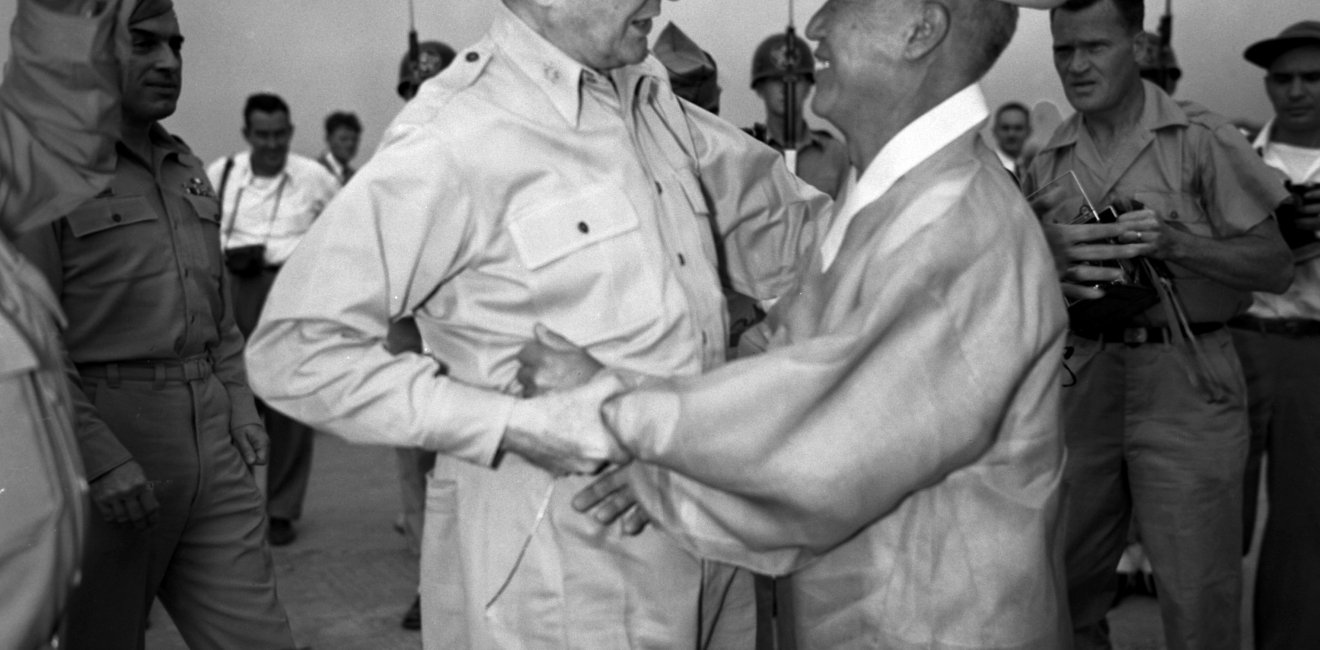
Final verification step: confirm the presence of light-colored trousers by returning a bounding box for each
[1062,330,1247,650]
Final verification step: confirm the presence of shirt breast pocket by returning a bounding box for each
[506,189,661,343]
[64,196,168,282]
[66,197,157,238]
[1134,190,1209,235]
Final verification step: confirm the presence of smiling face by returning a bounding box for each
[1266,45,1320,139]
[243,110,293,176]
[123,12,183,125]
[1050,0,1142,118]
[541,0,667,71]
[805,0,915,137]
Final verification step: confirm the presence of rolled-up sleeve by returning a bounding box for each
[245,122,517,466]
[0,0,121,236]
[683,104,830,300]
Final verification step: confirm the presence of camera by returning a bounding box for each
[1277,182,1320,250]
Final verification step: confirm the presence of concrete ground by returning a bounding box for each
[147,432,1263,649]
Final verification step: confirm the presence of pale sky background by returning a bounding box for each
[1,0,1314,167]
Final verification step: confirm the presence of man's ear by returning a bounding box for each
[904,1,950,61]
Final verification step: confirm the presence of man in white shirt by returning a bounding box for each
[243,0,826,647]
[522,0,1071,646]
[318,110,361,185]
[207,92,338,547]
[1231,20,1320,650]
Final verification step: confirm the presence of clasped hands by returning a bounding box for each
[1043,207,1169,301]
[500,324,650,535]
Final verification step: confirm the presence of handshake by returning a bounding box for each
[499,324,649,533]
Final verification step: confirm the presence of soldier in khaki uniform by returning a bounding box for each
[1023,1,1292,647]
[746,32,850,200]
[15,1,294,646]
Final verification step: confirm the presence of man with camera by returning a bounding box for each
[13,0,294,646]
[207,92,339,547]
[1020,0,1292,647]
[1230,20,1320,650]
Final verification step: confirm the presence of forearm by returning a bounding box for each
[689,105,827,299]
[1166,222,1293,293]
[245,318,515,466]
[211,273,261,430]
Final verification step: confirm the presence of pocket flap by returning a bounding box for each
[507,191,639,271]
[66,196,156,237]
[184,194,222,224]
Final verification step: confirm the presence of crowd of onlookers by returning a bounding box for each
[2,0,1317,649]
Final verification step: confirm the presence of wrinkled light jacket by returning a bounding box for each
[612,87,1070,649]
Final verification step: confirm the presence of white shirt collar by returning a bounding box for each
[820,83,990,270]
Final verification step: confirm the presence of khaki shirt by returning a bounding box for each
[16,126,260,480]
[245,3,825,645]
[747,123,851,200]
[0,1,122,646]
[1023,81,1289,326]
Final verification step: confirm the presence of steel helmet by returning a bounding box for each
[750,33,814,87]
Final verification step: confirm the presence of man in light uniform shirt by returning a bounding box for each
[523,0,1072,647]
[244,0,825,647]
[207,92,339,547]
[1023,1,1292,647]
[1231,20,1320,650]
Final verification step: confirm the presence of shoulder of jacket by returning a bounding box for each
[1176,99,1234,133]
[404,40,495,119]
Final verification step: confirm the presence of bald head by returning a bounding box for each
[951,0,1019,81]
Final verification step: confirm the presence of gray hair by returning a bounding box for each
[957,0,1019,81]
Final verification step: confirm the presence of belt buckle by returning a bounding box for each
[1122,327,1148,346]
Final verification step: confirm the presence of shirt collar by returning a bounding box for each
[491,3,594,127]
[821,83,989,270]
[1041,81,1187,155]
[1253,119,1276,151]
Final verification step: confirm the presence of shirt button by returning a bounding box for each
[677,253,686,266]
[577,221,590,234]
[466,52,479,62]
[111,213,123,223]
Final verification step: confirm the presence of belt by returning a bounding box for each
[77,355,214,385]
[1072,322,1225,346]
[1229,315,1320,337]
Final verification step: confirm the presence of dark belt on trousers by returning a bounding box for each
[1228,314,1320,337]
[1072,322,1225,346]
[77,355,214,385]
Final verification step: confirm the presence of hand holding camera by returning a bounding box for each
[1278,182,1320,249]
